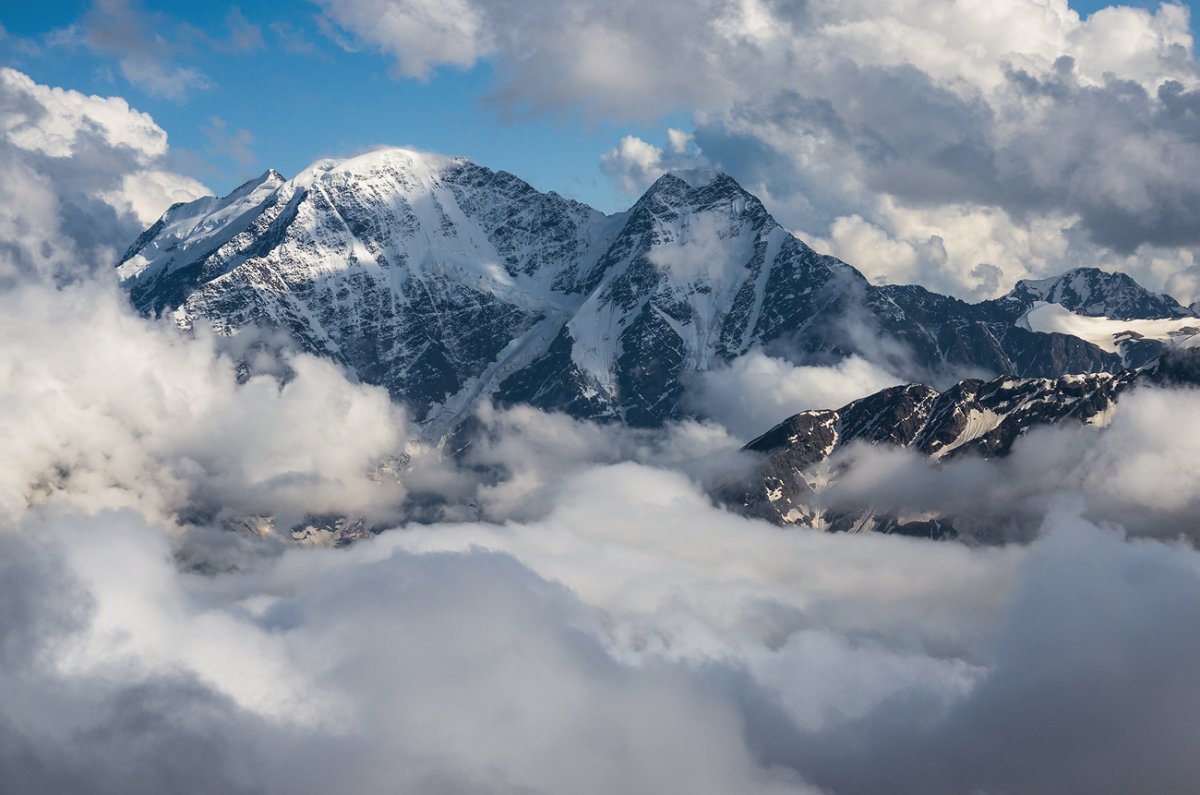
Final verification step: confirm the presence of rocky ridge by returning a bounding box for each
[737,349,1200,538]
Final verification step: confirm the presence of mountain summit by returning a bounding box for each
[119,148,614,430]
[118,149,1185,433]
[1001,267,1193,320]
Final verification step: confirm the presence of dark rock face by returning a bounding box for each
[119,151,1184,435]
[494,172,866,425]
[1147,347,1200,386]
[734,362,1194,537]
[865,282,1123,378]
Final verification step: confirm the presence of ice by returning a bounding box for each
[931,408,1005,460]
[1020,302,1200,353]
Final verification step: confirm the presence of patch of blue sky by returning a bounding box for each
[2,0,689,211]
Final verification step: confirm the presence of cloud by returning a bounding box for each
[5,32,1200,795]
[687,4,1200,300]
[315,0,492,78]
[0,280,413,536]
[1,247,1200,794]
[0,67,208,282]
[204,116,257,169]
[222,7,265,54]
[695,53,1200,298]
[6,394,1200,793]
[318,0,788,115]
[77,0,213,100]
[600,135,666,195]
[454,401,755,523]
[690,351,903,439]
[600,129,704,195]
[38,1,267,100]
[646,212,745,284]
[815,383,1200,542]
[750,513,1200,795]
[0,503,831,794]
[269,21,321,56]
[318,0,1200,301]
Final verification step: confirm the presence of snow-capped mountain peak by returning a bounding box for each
[116,167,285,288]
[117,148,616,430]
[1003,267,1192,320]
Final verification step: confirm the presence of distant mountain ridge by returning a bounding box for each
[736,348,1200,538]
[118,148,1194,434]
[1000,268,1193,320]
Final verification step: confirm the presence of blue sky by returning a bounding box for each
[2,0,693,212]
[2,1,1196,213]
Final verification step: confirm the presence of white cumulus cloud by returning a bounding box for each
[0,67,208,281]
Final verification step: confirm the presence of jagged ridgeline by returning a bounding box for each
[118,148,1196,437]
[734,348,1200,538]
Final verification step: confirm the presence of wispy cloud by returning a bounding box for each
[37,1,270,101]
[74,0,213,100]
[204,116,257,169]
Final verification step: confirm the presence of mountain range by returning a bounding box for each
[116,148,1200,540]
[736,348,1200,538]
[118,148,1197,437]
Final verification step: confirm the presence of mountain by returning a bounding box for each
[736,349,1200,538]
[119,148,1184,433]
[495,171,867,424]
[119,150,615,431]
[998,268,1194,320]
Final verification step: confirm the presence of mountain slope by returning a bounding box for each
[500,174,1125,424]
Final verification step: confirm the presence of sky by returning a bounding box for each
[0,1,1194,207]
[1,0,686,213]
[6,0,1200,304]
[6,4,1200,793]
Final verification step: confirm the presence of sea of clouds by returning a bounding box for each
[4,57,1200,795]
